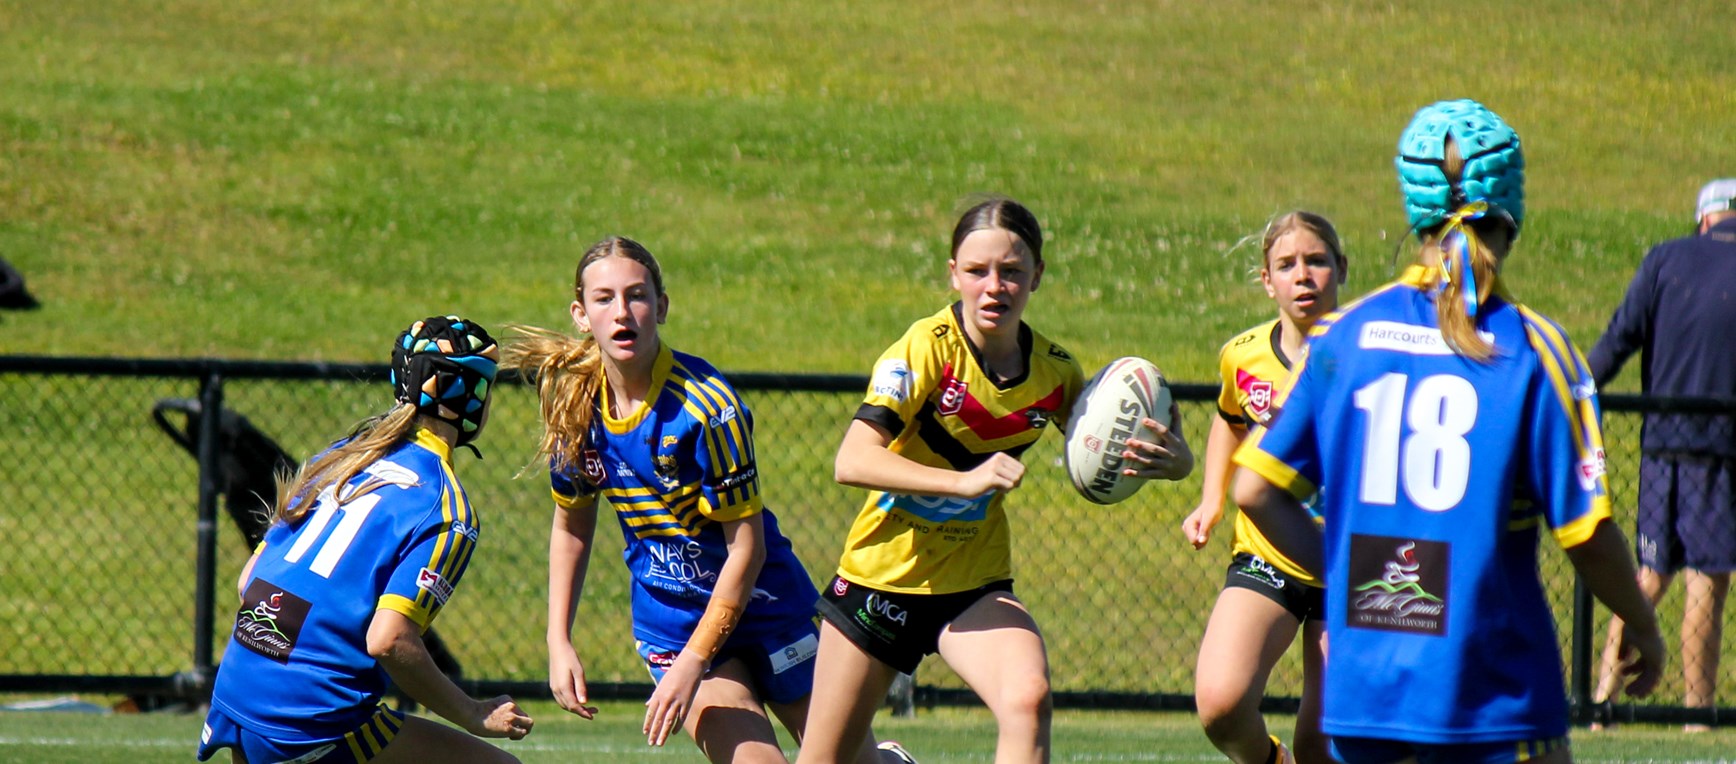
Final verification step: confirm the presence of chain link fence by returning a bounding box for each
[2,356,1732,725]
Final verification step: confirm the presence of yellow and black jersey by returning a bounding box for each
[838,302,1085,594]
[1215,318,1320,586]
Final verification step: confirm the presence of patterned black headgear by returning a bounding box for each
[390,315,500,448]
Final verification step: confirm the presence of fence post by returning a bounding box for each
[189,370,225,701]
[1570,576,1594,724]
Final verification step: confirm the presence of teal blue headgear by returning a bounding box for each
[1395,99,1525,235]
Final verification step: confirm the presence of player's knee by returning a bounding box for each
[1193,676,1253,728]
[990,672,1052,725]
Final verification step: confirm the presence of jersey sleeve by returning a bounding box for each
[693,377,763,523]
[1215,339,1246,424]
[1521,311,1613,548]
[549,457,598,509]
[855,322,944,437]
[1233,335,1325,499]
[377,477,480,631]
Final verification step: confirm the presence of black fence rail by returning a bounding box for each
[2,355,1733,727]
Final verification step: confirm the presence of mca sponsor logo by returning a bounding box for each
[417,567,454,605]
[936,376,969,416]
[234,579,311,663]
[1347,537,1447,636]
[1358,321,1494,356]
[871,359,914,403]
[862,593,909,626]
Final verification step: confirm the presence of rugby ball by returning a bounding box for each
[1064,357,1172,505]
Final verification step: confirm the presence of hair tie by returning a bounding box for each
[1437,202,1488,318]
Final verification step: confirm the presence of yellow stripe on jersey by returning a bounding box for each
[1517,306,1612,548]
[1234,438,1318,500]
[376,593,428,629]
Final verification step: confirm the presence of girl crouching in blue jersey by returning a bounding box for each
[199,315,532,764]
[1232,100,1665,764]
[507,236,910,764]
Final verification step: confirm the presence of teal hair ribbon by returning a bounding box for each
[1437,202,1488,318]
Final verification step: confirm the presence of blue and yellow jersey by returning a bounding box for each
[210,428,479,746]
[1214,318,1321,586]
[1235,265,1611,744]
[839,302,1085,594]
[549,344,817,648]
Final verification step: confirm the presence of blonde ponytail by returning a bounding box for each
[1420,138,1508,363]
[503,325,605,474]
[274,403,422,524]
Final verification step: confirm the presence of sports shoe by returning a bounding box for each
[1268,735,1294,764]
[878,740,919,764]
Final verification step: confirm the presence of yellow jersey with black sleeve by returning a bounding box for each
[837,302,1085,594]
[1216,318,1321,587]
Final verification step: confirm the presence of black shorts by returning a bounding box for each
[816,576,1014,675]
[1636,453,1736,574]
[1223,552,1325,623]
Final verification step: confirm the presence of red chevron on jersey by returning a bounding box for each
[953,381,1068,441]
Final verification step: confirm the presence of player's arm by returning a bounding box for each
[836,418,1024,499]
[642,513,765,746]
[367,609,533,739]
[1565,521,1665,698]
[1183,415,1248,548]
[236,544,263,600]
[547,494,601,719]
[1231,467,1323,577]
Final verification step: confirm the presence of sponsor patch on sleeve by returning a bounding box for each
[417,567,455,606]
[870,359,914,403]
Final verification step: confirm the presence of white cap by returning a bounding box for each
[1697,179,1736,222]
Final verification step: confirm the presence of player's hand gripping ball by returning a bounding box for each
[1064,357,1172,504]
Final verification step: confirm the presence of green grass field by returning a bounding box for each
[4,0,1736,752]
[5,700,1736,763]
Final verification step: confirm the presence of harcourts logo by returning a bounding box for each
[1358,321,1493,356]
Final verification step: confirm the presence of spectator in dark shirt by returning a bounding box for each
[1589,179,1736,731]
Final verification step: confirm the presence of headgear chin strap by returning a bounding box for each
[391,315,500,454]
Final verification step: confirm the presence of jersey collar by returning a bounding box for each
[602,342,674,434]
[410,426,452,463]
[949,301,1035,389]
[1397,264,1514,302]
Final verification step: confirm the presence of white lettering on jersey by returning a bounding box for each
[871,359,914,403]
[1359,321,1493,356]
[363,460,420,487]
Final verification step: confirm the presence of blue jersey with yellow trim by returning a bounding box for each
[1235,266,1612,744]
[210,428,479,745]
[550,344,817,648]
